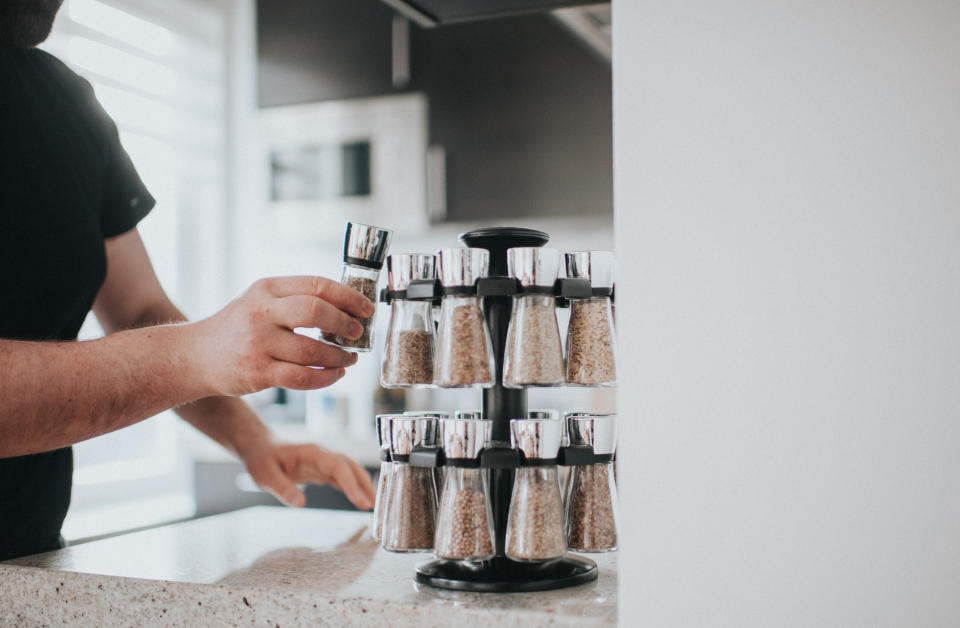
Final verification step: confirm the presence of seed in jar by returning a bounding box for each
[322,275,377,349]
[437,304,493,386]
[566,463,618,552]
[506,471,566,561]
[565,298,616,385]
[382,465,436,551]
[504,300,565,386]
[382,329,434,385]
[435,488,494,560]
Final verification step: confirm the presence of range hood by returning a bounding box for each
[379,0,608,27]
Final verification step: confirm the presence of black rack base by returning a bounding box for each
[415,555,597,593]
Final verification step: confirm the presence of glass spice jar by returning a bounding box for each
[564,251,617,386]
[403,410,450,499]
[381,416,439,552]
[321,222,392,352]
[381,254,437,387]
[564,414,619,553]
[433,418,495,561]
[371,414,396,542]
[505,418,567,562]
[434,248,495,388]
[503,248,565,388]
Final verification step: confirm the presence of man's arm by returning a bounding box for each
[0,232,369,460]
[91,230,376,509]
[0,324,210,457]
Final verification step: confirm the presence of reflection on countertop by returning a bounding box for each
[2,506,616,626]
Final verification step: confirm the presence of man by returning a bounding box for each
[0,0,376,561]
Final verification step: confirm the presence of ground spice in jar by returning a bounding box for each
[382,465,436,551]
[565,298,616,385]
[566,463,618,551]
[504,300,565,386]
[382,329,434,385]
[322,276,377,349]
[434,488,494,560]
[439,303,492,386]
[506,470,567,561]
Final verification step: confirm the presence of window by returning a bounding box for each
[40,0,231,540]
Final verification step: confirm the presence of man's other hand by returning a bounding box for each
[241,441,376,511]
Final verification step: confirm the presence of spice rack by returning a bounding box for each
[381,227,612,592]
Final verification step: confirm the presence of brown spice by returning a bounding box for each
[565,298,617,385]
[566,463,618,551]
[381,465,436,551]
[382,329,434,385]
[437,303,493,386]
[504,299,565,386]
[506,469,567,561]
[322,275,377,350]
[434,488,494,560]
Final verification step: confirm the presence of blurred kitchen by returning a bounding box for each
[39,0,613,541]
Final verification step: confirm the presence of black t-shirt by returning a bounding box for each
[0,47,154,560]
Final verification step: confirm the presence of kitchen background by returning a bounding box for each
[39,0,614,541]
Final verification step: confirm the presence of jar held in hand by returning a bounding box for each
[321,222,392,352]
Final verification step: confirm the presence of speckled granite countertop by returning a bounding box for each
[1,506,616,627]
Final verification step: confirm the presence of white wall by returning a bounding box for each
[614,1,960,626]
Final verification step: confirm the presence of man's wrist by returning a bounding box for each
[174,320,219,399]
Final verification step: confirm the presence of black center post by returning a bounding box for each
[414,227,598,592]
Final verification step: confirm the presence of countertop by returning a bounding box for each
[1,506,617,627]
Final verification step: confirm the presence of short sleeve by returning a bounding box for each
[99,120,156,238]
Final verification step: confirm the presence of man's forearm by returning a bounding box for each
[131,300,273,460]
[0,325,212,457]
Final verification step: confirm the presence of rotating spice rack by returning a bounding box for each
[378,227,614,592]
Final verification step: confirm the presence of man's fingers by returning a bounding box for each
[270,295,364,339]
[262,276,375,319]
[270,362,345,390]
[330,456,374,511]
[268,331,358,368]
[345,457,376,506]
[250,457,305,508]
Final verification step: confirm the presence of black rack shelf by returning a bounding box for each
[412,226,599,593]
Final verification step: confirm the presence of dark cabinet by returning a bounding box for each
[256,0,611,222]
[257,0,401,107]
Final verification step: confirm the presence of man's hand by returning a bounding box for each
[192,276,376,397]
[240,441,376,511]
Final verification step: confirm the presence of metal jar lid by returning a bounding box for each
[387,253,436,291]
[527,409,559,420]
[437,247,489,287]
[510,418,564,460]
[402,410,451,419]
[454,410,482,420]
[441,418,492,459]
[343,222,393,270]
[389,416,439,456]
[565,250,615,289]
[566,414,617,455]
[376,414,396,450]
[507,247,560,287]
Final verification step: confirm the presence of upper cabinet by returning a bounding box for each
[257,0,400,106]
[379,0,609,27]
[256,0,611,224]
